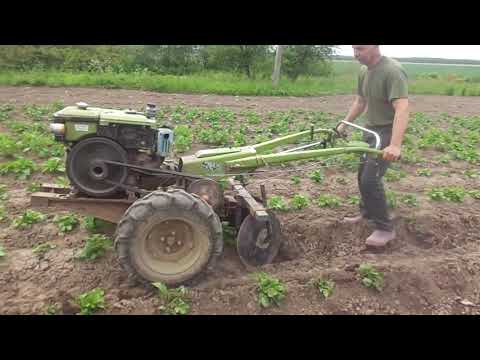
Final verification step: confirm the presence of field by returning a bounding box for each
[0,60,479,97]
[334,60,480,97]
[0,87,479,315]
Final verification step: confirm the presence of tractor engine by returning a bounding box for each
[49,102,175,197]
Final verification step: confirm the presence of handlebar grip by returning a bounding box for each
[332,127,347,139]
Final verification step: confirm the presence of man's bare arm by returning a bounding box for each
[383,98,409,161]
[390,98,410,147]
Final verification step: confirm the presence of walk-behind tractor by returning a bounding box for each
[31,102,383,286]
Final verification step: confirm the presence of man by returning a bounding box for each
[337,45,409,248]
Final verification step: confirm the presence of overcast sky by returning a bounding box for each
[337,45,480,60]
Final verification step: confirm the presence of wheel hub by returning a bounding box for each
[89,161,109,180]
[145,220,196,262]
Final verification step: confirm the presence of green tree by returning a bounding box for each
[283,45,337,80]
[134,45,200,74]
[202,45,269,78]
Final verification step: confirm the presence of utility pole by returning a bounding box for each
[272,45,285,87]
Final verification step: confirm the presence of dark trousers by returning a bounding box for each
[357,126,393,231]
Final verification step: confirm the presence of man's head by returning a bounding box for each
[352,45,381,67]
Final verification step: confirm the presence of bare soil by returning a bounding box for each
[0,86,479,315]
[1,86,480,116]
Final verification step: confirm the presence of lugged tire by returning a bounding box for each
[114,189,223,286]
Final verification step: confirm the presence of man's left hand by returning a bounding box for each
[383,145,401,161]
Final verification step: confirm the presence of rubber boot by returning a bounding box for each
[365,229,396,247]
[341,214,365,224]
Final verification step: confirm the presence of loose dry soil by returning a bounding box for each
[0,86,479,315]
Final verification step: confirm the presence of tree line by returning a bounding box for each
[0,45,338,80]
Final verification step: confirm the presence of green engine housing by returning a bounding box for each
[51,102,173,156]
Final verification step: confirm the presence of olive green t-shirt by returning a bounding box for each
[358,56,409,127]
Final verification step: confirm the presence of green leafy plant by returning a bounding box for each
[268,119,290,135]
[253,272,286,308]
[291,194,309,210]
[152,282,191,315]
[400,194,418,207]
[83,216,107,233]
[174,125,193,153]
[427,187,467,202]
[233,132,247,147]
[464,169,479,178]
[20,131,62,158]
[26,182,42,193]
[84,216,97,232]
[41,157,65,173]
[468,190,480,200]
[316,194,341,208]
[313,279,335,299]
[76,234,112,261]
[0,134,20,157]
[0,206,6,222]
[358,264,384,292]
[6,121,34,134]
[347,195,361,205]
[184,108,201,121]
[45,303,60,315]
[54,214,79,233]
[55,176,70,187]
[32,243,57,256]
[242,110,261,125]
[0,244,5,258]
[76,288,105,315]
[254,134,270,143]
[12,210,46,229]
[291,176,301,185]
[217,178,229,190]
[51,100,65,112]
[333,153,359,172]
[437,154,451,164]
[198,128,229,146]
[268,195,288,211]
[0,103,14,121]
[222,222,237,247]
[452,147,478,163]
[418,128,449,150]
[309,169,325,184]
[23,104,51,121]
[427,188,447,201]
[0,157,36,179]
[386,190,398,209]
[417,168,432,177]
[384,168,407,182]
[401,147,423,164]
[0,184,8,201]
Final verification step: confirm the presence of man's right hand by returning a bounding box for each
[336,122,348,137]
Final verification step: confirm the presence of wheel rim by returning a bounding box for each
[67,138,127,197]
[134,217,210,277]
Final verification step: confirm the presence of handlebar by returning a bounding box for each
[335,120,381,150]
